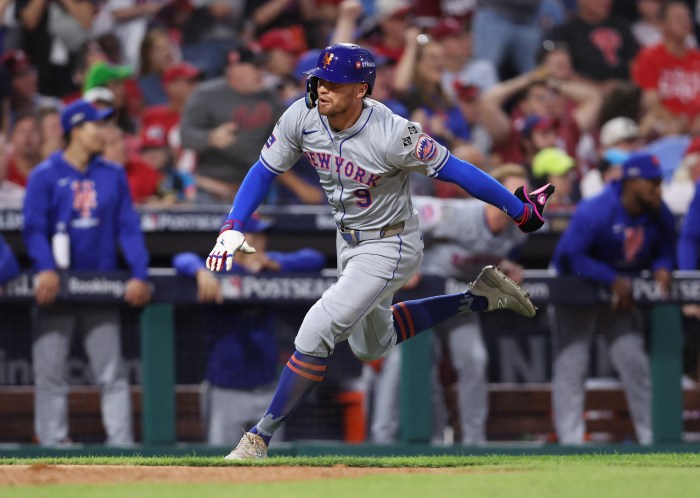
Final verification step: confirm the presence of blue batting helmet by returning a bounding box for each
[305,43,376,95]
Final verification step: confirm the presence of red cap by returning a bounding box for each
[1,49,32,76]
[453,80,479,101]
[431,18,465,41]
[258,29,304,54]
[140,124,168,149]
[162,62,201,85]
[686,136,700,157]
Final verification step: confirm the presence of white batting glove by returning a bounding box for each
[206,230,256,272]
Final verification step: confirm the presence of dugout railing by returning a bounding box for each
[0,269,698,451]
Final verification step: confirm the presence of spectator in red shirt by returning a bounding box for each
[142,62,201,141]
[0,133,25,208]
[139,122,195,205]
[141,62,201,178]
[103,123,159,204]
[6,113,41,187]
[631,1,700,136]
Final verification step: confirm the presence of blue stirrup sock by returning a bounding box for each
[393,291,487,344]
[249,351,327,444]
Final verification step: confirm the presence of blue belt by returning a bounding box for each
[338,221,405,245]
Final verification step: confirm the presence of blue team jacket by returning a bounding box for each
[173,250,326,389]
[23,151,149,279]
[678,181,700,270]
[553,182,676,285]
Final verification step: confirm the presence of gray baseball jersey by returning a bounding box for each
[260,98,449,230]
[259,97,450,359]
[414,196,526,279]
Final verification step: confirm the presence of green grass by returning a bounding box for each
[1,454,700,498]
[2,453,700,467]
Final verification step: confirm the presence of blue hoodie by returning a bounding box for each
[23,151,149,279]
[553,182,675,285]
[678,181,700,270]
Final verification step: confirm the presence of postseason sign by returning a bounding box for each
[2,271,700,305]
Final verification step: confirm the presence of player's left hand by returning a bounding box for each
[206,230,256,272]
[654,268,671,298]
[514,183,555,233]
[124,278,151,307]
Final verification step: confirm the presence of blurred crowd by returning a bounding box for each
[1,0,700,214]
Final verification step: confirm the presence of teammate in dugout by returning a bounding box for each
[551,152,675,445]
[206,43,555,459]
[23,100,151,446]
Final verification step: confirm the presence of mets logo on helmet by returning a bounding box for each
[414,134,438,162]
[322,52,334,68]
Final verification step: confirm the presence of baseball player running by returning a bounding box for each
[206,44,554,459]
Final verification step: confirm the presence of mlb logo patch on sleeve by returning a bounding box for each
[265,133,276,148]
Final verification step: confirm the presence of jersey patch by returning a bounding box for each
[72,179,97,219]
[408,125,418,135]
[265,133,276,148]
[413,134,438,162]
[402,136,412,147]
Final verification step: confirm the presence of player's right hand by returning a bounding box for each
[124,278,151,307]
[206,230,256,272]
[35,270,60,306]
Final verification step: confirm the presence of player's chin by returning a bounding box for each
[317,100,332,115]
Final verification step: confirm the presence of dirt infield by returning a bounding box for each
[0,464,484,485]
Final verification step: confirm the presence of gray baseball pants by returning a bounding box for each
[367,312,487,445]
[204,383,282,446]
[550,304,652,445]
[32,305,134,446]
[435,313,489,445]
[295,214,423,360]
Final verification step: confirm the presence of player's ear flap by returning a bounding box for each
[305,76,319,109]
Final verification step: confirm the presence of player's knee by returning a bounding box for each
[349,339,393,362]
[294,302,336,356]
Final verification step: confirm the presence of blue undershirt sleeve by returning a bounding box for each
[223,161,278,231]
[172,252,206,277]
[434,154,524,220]
[268,249,327,272]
